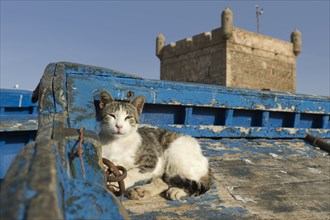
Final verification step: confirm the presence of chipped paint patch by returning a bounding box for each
[232,195,257,204]
[275,127,298,135]
[200,125,227,133]
[243,159,255,165]
[210,99,218,105]
[254,104,266,110]
[12,123,23,128]
[169,124,183,129]
[169,100,181,105]
[269,153,280,159]
[267,103,297,112]
[238,127,250,135]
[308,167,322,174]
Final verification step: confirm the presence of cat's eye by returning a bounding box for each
[105,114,116,120]
[125,116,133,120]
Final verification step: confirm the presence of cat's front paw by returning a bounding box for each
[127,187,145,200]
[166,187,187,201]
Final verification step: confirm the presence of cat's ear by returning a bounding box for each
[131,95,145,115]
[99,90,114,110]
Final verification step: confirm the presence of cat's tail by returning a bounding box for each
[163,169,212,196]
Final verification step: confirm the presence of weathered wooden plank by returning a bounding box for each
[0,141,65,219]
[63,74,329,138]
[150,124,330,138]
[64,180,129,220]
[69,73,329,114]
[35,63,57,142]
[62,61,142,79]
[26,140,64,219]
[0,142,35,219]
[0,119,38,132]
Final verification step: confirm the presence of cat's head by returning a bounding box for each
[99,90,145,138]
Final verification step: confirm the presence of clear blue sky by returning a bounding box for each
[1,1,329,96]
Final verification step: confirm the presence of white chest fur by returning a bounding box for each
[102,132,141,169]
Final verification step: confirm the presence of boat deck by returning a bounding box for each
[124,139,330,219]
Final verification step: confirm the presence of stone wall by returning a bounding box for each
[159,30,227,85]
[226,28,296,91]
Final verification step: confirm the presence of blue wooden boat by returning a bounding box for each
[1,62,329,219]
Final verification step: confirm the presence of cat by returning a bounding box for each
[98,90,212,201]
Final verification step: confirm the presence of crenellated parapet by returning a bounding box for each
[157,31,220,59]
[156,8,233,59]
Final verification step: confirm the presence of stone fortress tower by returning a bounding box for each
[156,8,302,93]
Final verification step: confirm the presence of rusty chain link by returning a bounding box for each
[102,158,127,198]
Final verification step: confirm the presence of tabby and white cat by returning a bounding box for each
[99,90,211,201]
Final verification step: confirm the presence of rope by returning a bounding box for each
[70,126,86,179]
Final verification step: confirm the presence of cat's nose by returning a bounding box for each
[116,124,123,129]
